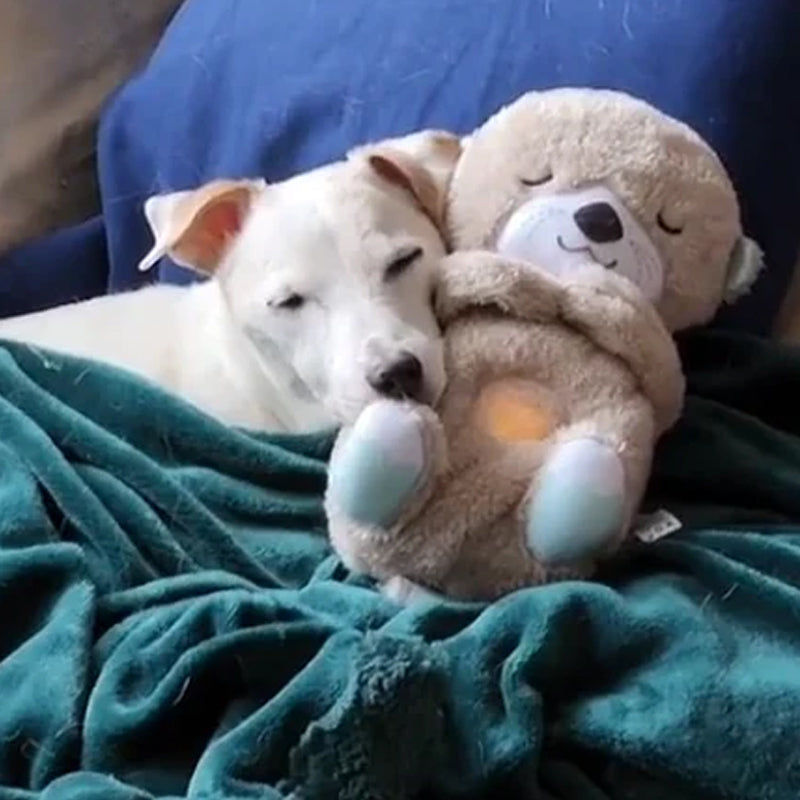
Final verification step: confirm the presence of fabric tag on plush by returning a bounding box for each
[633,509,682,543]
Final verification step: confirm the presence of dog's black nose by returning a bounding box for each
[368,353,423,400]
[573,202,624,243]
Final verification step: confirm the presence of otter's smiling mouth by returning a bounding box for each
[556,235,618,270]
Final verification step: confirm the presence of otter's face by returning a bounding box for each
[496,182,666,302]
[447,89,752,331]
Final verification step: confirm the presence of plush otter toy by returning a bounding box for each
[325,89,763,603]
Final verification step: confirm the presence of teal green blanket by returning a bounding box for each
[2,331,800,800]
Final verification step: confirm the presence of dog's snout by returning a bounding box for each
[368,352,423,400]
[574,201,623,244]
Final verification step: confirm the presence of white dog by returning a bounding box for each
[0,133,461,431]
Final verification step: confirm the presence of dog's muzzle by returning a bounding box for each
[367,352,424,400]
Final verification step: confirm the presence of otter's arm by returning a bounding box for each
[436,251,564,325]
[559,269,685,432]
[436,251,684,431]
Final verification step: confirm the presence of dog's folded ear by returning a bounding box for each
[349,130,462,230]
[138,178,267,274]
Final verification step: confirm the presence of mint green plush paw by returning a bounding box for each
[328,401,427,529]
[526,438,626,566]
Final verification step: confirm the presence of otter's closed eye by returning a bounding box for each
[657,211,683,235]
[520,172,553,188]
[384,247,423,282]
[270,293,306,311]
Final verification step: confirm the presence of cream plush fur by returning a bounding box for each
[325,88,763,603]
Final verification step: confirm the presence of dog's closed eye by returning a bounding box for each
[384,247,423,282]
[269,293,306,311]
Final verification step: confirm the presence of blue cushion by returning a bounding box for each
[97,0,800,334]
[0,216,109,319]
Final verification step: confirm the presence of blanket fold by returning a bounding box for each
[1,330,800,800]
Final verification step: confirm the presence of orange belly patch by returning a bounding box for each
[475,379,558,443]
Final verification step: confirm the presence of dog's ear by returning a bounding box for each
[351,130,462,228]
[138,178,267,274]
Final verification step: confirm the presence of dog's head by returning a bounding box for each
[139,132,461,424]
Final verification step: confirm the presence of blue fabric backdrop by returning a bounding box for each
[3,0,800,334]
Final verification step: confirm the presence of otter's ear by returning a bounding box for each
[350,130,462,228]
[724,236,765,303]
[138,178,267,275]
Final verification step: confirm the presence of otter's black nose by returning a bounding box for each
[368,353,423,400]
[574,202,624,244]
